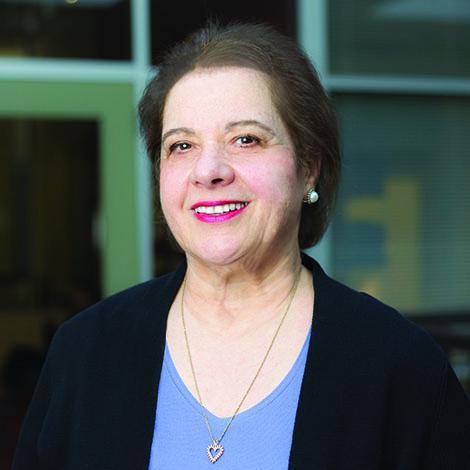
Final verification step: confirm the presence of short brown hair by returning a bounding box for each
[139,22,340,248]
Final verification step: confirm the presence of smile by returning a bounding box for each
[194,202,248,215]
[191,201,250,223]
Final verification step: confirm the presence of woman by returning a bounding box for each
[14,22,470,469]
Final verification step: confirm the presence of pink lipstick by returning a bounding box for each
[191,200,249,223]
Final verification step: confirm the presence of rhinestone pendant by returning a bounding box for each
[207,442,224,463]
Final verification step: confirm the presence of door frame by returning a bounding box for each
[0,78,147,295]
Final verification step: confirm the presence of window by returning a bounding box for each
[0,0,131,60]
[329,0,470,77]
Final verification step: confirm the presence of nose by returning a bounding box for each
[189,143,235,188]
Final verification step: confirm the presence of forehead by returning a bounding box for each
[162,67,279,129]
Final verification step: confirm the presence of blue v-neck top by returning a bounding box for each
[148,327,312,469]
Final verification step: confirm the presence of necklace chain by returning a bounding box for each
[180,266,302,461]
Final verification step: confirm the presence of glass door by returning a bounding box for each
[0,80,140,465]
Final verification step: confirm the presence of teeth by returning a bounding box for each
[194,202,248,214]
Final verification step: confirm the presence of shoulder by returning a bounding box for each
[304,254,470,465]
[49,266,184,360]
[355,290,447,372]
[63,270,176,330]
[307,254,448,376]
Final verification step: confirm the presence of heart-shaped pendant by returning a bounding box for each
[207,442,224,463]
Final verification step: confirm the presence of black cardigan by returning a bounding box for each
[13,255,470,469]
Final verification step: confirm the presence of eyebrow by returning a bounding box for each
[161,127,196,144]
[161,120,276,144]
[225,120,276,136]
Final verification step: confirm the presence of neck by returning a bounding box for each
[182,248,304,330]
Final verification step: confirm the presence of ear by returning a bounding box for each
[303,159,321,189]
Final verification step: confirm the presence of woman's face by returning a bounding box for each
[159,67,312,267]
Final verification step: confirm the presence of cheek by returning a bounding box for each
[247,153,300,203]
[159,165,184,220]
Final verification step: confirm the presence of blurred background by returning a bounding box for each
[0,0,469,465]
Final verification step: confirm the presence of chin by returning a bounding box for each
[187,238,248,267]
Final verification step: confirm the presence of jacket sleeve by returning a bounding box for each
[11,326,65,470]
[427,361,470,469]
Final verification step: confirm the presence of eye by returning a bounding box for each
[235,135,261,147]
[169,141,192,154]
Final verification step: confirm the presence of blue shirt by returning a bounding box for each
[148,327,311,469]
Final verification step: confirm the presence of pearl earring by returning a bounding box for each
[303,188,319,204]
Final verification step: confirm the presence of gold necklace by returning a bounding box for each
[180,267,302,463]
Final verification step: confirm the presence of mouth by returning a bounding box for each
[193,201,249,215]
[190,200,250,223]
